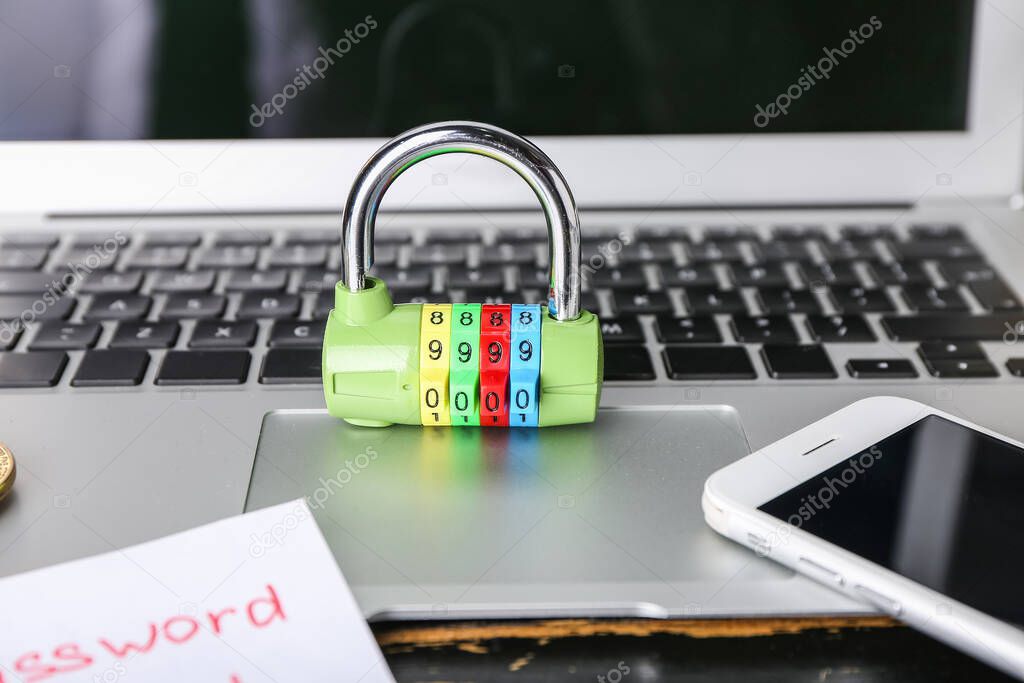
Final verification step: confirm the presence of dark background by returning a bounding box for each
[0,0,974,140]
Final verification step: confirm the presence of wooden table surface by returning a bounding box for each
[374,616,1015,682]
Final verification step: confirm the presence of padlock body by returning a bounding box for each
[322,278,421,427]
[323,279,603,428]
[538,309,603,427]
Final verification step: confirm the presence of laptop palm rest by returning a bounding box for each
[245,407,857,620]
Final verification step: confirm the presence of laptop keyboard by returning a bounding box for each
[0,223,1022,388]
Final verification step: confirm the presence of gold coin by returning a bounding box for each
[0,443,15,503]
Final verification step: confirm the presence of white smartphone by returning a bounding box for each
[703,396,1024,680]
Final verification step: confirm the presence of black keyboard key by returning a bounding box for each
[123,246,190,270]
[259,348,321,384]
[634,225,689,242]
[0,351,67,387]
[616,242,677,264]
[142,231,202,247]
[0,233,59,248]
[214,230,272,246]
[917,341,985,360]
[517,266,553,290]
[840,224,894,240]
[756,287,822,314]
[237,292,301,319]
[731,315,799,343]
[761,344,837,379]
[586,266,647,290]
[598,316,644,344]
[150,270,216,293]
[703,226,753,242]
[479,243,538,266]
[0,271,60,294]
[72,350,149,386]
[882,315,1023,341]
[0,248,47,270]
[269,320,326,347]
[161,294,226,320]
[820,239,877,261]
[581,227,625,244]
[1006,359,1024,377]
[197,246,258,268]
[890,239,979,260]
[969,279,1022,312]
[29,322,101,350]
[661,264,718,288]
[752,240,813,262]
[79,271,143,294]
[0,295,75,321]
[371,266,433,291]
[495,227,544,244]
[683,287,746,315]
[60,248,118,270]
[846,359,918,379]
[284,229,339,246]
[937,260,998,284]
[296,269,342,291]
[654,316,721,343]
[772,225,825,241]
[732,263,789,287]
[224,270,288,292]
[84,294,151,321]
[831,286,895,313]
[922,358,998,378]
[662,346,756,380]
[909,224,965,240]
[874,260,932,285]
[610,290,672,315]
[409,244,466,265]
[157,350,251,385]
[805,314,876,343]
[800,262,862,287]
[604,345,656,381]
[189,320,257,348]
[425,228,483,244]
[448,266,504,290]
[374,229,412,244]
[110,322,180,349]
[70,233,128,248]
[266,245,329,268]
[685,241,743,263]
[902,286,968,313]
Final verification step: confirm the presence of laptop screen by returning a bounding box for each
[1,0,973,140]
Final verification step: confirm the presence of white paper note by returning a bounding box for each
[0,500,394,683]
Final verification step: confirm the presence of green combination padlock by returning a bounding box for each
[322,121,603,428]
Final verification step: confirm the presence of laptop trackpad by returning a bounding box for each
[245,406,794,620]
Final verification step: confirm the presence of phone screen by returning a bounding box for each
[759,415,1024,625]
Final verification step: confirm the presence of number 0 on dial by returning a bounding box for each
[419,304,452,425]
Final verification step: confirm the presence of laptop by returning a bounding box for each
[1,1,1022,619]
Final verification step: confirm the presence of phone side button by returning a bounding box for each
[854,584,904,617]
[797,557,844,587]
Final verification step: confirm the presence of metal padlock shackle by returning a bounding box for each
[342,121,582,321]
